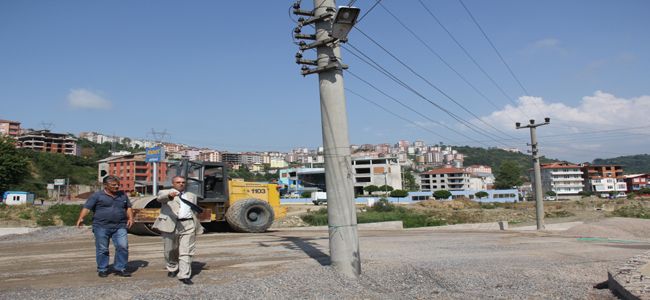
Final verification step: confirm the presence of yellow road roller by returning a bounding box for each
[129,159,285,235]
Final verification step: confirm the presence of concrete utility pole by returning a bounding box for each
[516,118,550,230]
[314,0,360,278]
[292,0,361,277]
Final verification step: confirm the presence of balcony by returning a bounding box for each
[550,170,582,175]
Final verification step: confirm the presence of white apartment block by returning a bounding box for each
[352,156,402,195]
[199,150,221,162]
[539,163,584,197]
[589,178,627,196]
[419,167,470,192]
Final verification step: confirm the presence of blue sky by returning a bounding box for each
[1,1,649,163]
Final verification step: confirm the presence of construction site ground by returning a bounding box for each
[1,198,650,299]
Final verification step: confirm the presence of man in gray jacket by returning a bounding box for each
[153,176,204,285]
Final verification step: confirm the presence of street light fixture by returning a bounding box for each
[330,6,361,40]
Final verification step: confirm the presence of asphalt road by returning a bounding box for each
[0,226,647,299]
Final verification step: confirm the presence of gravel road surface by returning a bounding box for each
[0,221,648,299]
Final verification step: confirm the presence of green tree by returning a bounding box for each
[390,189,408,198]
[433,190,452,200]
[379,185,394,194]
[402,169,419,191]
[475,191,489,199]
[364,185,379,194]
[494,160,523,189]
[0,136,30,194]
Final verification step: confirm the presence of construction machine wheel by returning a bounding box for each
[129,223,160,235]
[128,196,162,236]
[225,199,275,233]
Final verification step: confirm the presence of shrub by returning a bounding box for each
[300,208,328,226]
[369,198,397,212]
[545,210,575,218]
[612,203,650,219]
[301,191,312,198]
[18,211,32,220]
[480,203,497,209]
[46,204,89,226]
[36,212,55,226]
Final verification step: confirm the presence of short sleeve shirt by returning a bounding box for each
[84,190,132,228]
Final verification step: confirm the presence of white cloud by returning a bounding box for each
[480,91,650,161]
[532,38,560,49]
[67,89,112,110]
[524,38,567,55]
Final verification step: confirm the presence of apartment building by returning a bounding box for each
[538,163,584,198]
[581,164,627,197]
[17,130,80,156]
[198,150,221,162]
[419,167,470,192]
[0,119,21,137]
[98,153,169,193]
[278,156,403,196]
[221,152,242,165]
[352,156,402,195]
[625,174,649,193]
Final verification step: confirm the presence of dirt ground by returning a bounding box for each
[1,218,650,299]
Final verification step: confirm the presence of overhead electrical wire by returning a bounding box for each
[377,2,521,130]
[416,0,530,118]
[357,0,382,23]
[345,88,458,143]
[349,29,516,144]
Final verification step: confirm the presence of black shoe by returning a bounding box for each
[167,270,178,278]
[98,271,109,278]
[114,270,132,277]
[179,278,193,285]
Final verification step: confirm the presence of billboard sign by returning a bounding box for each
[145,146,165,162]
[54,179,66,186]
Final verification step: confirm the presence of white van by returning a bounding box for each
[311,192,327,205]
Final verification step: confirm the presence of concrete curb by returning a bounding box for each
[608,251,650,299]
[273,221,404,231]
[0,227,40,237]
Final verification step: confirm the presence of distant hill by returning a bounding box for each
[454,146,560,176]
[593,154,650,174]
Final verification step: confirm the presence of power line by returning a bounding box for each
[349,29,515,143]
[345,88,457,143]
[345,68,487,146]
[417,0,527,116]
[357,0,382,23]
[458,0,529,96]
[378,2,521,126]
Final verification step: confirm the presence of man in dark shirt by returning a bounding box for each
[76,175,134,277]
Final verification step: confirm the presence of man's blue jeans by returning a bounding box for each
[93,226,129,272]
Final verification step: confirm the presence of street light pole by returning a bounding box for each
[292,0,362,278]
[516,118,550,230]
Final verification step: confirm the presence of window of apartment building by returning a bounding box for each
[411,195,430,201]
[356,177,371,183]
[422,185,431,190]
[356,168,370,174]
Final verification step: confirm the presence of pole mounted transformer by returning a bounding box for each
[291,0,362,278]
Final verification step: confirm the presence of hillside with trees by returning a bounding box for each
[593,154,650,174]
[0,136,139,197]
[454,146,559,177]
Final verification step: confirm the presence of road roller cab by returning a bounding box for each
[130,159,285,235]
